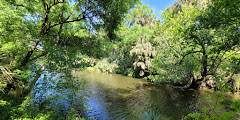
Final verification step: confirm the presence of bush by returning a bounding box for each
[94,58,119,73]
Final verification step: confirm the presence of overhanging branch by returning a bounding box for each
[29,52,48,62]
[178,50,202,65]
[47,17,85,31]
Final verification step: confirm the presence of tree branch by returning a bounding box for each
[42,0,47,13]
[208,49,239,76]
[178,50,202,65]
[49,0,65,9]
[47,16,86,31]
[162,35,181,58]
[29,52,48,62]
[209,50,222,72]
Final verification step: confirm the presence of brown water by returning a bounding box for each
[72,70,208,120]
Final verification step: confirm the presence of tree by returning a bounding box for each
[4,0,138,67]
[0,1,32,66]
[130,33,156,77]
[0,0,139,97]
[151,0,240,89]
[0,1,35,93]
[150,0,203,86]
[126,3,157,27]
[112,4,158,77]
[184,0,240,88]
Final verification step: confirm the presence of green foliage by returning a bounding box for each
[184,93,240,120]
[105,5,159,78]
[0,1,31,67]
[135,110,161,120]
[93,0,239,90]
[0,0,140,118]
[0,66,87,119]
[94,58,119,73]
[150,1,203,85]
[130,34,156,77]
[120,68,135,77]
[1,0,139,67]
[142,110,160,120]
[148,0,240,88]
[1,0,240,119]
[126,3,157,27]
[66,108,87,120]
[0,95,86,120]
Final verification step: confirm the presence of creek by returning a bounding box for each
[71,70,211,120]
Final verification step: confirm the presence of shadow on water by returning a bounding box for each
[72,70,206,120]
[31,71,85,114]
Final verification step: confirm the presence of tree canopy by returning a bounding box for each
[0,0,240,119]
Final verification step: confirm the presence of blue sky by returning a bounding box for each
[140,0,177,19]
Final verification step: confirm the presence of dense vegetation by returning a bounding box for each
[0,0,239,119]
[0,0,138,119]
[94,0,240,91]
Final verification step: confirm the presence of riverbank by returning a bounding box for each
[84,67,240,99]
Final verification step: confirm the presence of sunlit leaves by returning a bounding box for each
[151,0,239,87]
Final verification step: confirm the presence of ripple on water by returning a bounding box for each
[72,70,211,120]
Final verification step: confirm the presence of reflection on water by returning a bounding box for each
[31,71,82,113]
[72,70,205,120]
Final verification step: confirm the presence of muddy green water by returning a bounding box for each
[72,70,209,120]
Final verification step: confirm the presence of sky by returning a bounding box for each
[140,0,177,19]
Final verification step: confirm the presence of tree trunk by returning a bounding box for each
[201,44,208,78]
[171,71,199,89]
[21,36,42,67]
[20,0,50,67]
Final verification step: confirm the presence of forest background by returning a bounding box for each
[0,0,239,119]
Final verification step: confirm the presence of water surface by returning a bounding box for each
[72,70,207,120]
